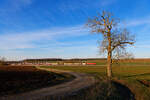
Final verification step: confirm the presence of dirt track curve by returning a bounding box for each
[0,67,96,100]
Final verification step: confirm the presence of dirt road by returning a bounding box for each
[0,67,96,100]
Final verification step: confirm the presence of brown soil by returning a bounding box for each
[0,66,74,96]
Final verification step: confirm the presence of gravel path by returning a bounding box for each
[0,67,96,100]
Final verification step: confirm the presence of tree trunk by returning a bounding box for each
[107,32,112,78]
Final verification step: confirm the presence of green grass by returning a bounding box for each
[41,65,150,79]
[115,62,150,66]
[91,62,150,65]
[41,64,150,100]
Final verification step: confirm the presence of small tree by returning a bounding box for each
[0,57,6,65]
[87,11,135,78]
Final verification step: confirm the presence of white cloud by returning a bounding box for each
[1,44,100,61]
[100,0,117,6]
[123,16,150,27]
[11,0,33,8]
[58,0,116,13]
[0,25,102,60]
[135,44,150,49]
[0,25,88,50]
[0,0,33,13]
[13,0,32,6]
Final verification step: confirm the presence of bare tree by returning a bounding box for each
[0,57,6,65]
[86,11,135,78]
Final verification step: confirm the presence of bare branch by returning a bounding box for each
[112,41,134,51]
[86,11,135,77]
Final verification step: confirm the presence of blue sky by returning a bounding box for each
[0,0,150,60]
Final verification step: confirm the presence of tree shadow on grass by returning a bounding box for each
[108,81,135,100]
[124,73,150,78]
[49,80,135,100]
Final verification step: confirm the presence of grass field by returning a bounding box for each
[0,66,74,96]
[41,63,150,100]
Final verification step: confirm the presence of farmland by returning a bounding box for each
[0,66,74,96]
[2,59,150,100]
[41,61,150,100]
